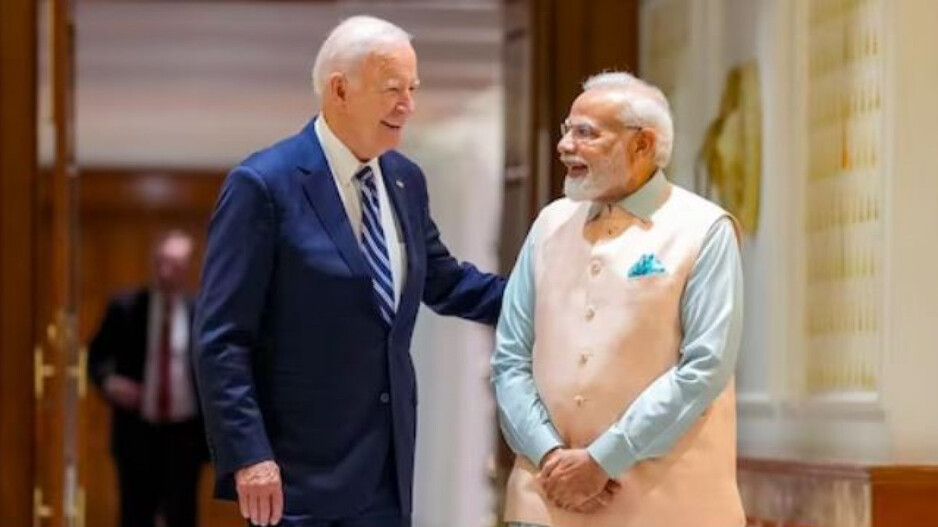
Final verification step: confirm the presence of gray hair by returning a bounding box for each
[311,15,413,96]
[583,72,674,168]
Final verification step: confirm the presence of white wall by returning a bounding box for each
[642,0,938,466]
[641,0,907,463]
[884,0,938,464]
[405,87,504,527]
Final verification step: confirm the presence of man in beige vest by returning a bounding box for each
[491,71,745,527]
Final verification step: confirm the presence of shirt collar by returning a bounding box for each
[587,170,668,221]
[314,115,378,186]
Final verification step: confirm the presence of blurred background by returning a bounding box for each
[2,0,937,526]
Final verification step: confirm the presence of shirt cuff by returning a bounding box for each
[587,427,639,478]
[526,425,564,468]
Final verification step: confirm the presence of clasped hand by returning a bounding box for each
[537,448,620,513]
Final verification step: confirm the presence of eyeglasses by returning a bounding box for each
[559,120,642,143]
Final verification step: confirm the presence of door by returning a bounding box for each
[33,0,84,524]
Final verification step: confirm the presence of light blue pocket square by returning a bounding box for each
[628,253,667,278]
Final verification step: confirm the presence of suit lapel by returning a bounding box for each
[298,121,368,276]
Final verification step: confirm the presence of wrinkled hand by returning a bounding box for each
[538,448,615,511]
[103,375,141,410]
[568,479,621,513]
[235,460,283,526]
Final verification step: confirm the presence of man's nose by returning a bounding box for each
[557,134,575,154]
[397,90,415,114]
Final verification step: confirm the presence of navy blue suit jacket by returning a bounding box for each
[194,118,505,520]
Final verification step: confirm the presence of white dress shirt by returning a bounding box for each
[314,116,406,307]
[141,292,197,423]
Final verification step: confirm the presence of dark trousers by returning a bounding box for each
[115,419,204,527]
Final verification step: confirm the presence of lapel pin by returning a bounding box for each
[396,180,404,188]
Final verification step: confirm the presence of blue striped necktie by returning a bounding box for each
[355,166,395,325]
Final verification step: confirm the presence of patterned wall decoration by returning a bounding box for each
[803,0,885,395]
[697,60,762,236]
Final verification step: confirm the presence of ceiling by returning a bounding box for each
[39,0,505,167]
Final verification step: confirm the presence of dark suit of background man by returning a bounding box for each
[89,230,208,527]
[193,14,505,527]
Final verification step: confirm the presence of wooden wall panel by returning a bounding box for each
[0,0,38,523]
[870,467,938,527]
[738,458,938,527]
[530,0,640,203]
[69,167,243,527]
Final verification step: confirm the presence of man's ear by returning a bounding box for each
[328,73,348,103]
[632,130,656,160]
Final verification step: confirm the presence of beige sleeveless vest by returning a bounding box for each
[504,181,744,527]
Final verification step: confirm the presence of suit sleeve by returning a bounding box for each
[193,166,277,482]
[87,300,123,392]
[418,172,506,325]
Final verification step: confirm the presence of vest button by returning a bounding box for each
[590,261,602,276]
[380,392,390,403]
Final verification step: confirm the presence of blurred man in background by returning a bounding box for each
[89,230,207,527]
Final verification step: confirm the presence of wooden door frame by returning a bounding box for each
[0,0,38,523]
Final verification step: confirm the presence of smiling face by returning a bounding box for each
[556,89,630,202]
[327,41,419,161]
[557,88,657,202]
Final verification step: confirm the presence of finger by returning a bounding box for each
[572,495,602,513]
[553,488,576,509]
[560,496,580,511]
[573,499,600,514]
[238,487,250,519]
[594,490,612,506]
[541,454,563,478]
[539,472,560,497]
[250,493,262,526]
[546,474,571,501]
[545,482,566,505]
[271,486,284,525]
[542,481,557,502]
[258,490,271,526]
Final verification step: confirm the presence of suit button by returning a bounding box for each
[585,306,595,320]
[380,392,390,404]
[589,261,602,276]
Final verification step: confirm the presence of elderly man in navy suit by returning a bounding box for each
[194,15,505,527]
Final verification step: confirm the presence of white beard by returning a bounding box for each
[563,172,610,202]
[562,148,627,202]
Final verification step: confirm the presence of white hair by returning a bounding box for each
[583,72,674,168]
[311,15,413,96]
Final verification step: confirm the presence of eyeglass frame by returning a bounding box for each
[559,119,644,144]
